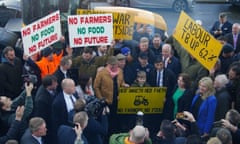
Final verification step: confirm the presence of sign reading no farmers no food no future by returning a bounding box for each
[68,14,113,48]
[21,10,62,56]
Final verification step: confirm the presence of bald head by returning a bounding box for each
[61,78,76,94]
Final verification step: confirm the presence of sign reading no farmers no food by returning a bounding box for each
[68,14,113,48]
[21,11,62,56]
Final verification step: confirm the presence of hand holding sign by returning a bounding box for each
[173,11,222,71]
[21,11,62,56]
[68,14,113,48]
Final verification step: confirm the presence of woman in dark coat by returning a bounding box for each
[171,73,193,119]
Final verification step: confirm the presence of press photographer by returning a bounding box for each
[0,82,34,134]
[67,97,109,144]
[22,74,38,85]
[22,53,42,90]
[171,111,200,138]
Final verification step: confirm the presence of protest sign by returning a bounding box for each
[21,11,62,56]
[77,9,134,40]
[118,87,166,114]
[68,14,113,48]
[173,11,222,71]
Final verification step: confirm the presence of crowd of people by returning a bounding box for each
[0,12,240,144]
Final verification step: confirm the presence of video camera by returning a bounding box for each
[22,74,38,84]
[84,96,107,118]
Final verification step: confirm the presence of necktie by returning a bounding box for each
[234,34,238,49]
[157,71,161,86]
[163,57,168,68]
[70,95,75,106]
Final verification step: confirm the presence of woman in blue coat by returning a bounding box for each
[191,77,217,138]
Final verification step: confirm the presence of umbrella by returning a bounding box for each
[93,6,167,31]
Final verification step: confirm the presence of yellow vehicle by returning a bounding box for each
[20,0,167,40]
[0,0,167,50]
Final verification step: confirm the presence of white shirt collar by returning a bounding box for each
[32,135,42,144]
[63,92,76,112]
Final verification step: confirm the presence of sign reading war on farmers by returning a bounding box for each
[118,87,166,114]
[173,11,222,71]
[77,9,134,40]
[68,14,113,48]
[21,10,62,56]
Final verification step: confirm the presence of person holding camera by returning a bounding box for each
[0,106,25,144]
[216,109,240,144]
[153,119,186,144]
[57,111,89,144]
[68,98,109,144]
[0,82,33,133]
[172,111,200,138]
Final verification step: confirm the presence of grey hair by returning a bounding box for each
[29,117,45,133]
[215,74,229,88]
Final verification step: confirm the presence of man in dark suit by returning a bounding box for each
[52,78,78,143]
[53,56,72,93]
[147,57,177,134]
[161,43,181,77]
[148,58,176,90]
[148,57,177,118]
[34,75,58,144]
[57,111,89,144]
[210,12,232,38]
[225,23,240,54]
[21,117,47,144]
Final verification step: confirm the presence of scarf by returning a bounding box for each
[107,67,119,78]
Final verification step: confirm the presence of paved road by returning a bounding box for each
[141,3,240,35]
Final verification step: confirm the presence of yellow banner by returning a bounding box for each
[118,87,166,114]
[77,9,134,40]
[173,11,222,71]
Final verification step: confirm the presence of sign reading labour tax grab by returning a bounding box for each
[21,11,62,56]
[118,87,166,114]
[68,14,113,48]
[173,11,222,71]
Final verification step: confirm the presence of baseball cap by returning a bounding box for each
[107,56,118,65]
[116,53,126,60]
[121,47,131,56]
